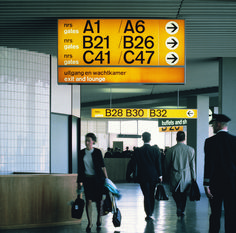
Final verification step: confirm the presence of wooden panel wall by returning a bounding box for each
[104,158,130,182]
[0,174,80,229]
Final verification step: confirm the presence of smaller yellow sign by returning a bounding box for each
[159,126,184,132]
[91,109,197,119]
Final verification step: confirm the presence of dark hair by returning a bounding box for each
[176,131,185,142]
[85,133,97,143]
[142,132,151,143]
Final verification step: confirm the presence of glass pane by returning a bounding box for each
[108,121,120,134]
[121,120,137,134]
[0,47,50,174]
[138,120,159,147]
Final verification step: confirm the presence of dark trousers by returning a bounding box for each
[209,191,236,233]
[172,187,187,215]
[140,181,157,217]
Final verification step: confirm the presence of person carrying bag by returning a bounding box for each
[71,194,85,219]
[155,183,169,201]
[165,131,196,217]
[189,180,201,201]
[111,194,121,227]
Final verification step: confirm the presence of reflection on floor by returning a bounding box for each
[2,183,225,233]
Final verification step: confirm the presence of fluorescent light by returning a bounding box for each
[100,88,148,94]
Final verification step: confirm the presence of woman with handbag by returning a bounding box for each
[77,133,108,232]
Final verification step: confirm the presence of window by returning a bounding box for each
[0,47,50,174]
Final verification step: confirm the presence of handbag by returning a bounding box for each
[113,207,121,227]
[71,195,85,219]
[155,183,169,201]
[111,195,121,227]
[189,180,201,201]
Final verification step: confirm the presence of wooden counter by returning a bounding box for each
[104,158,130,182]
[0,159,130,229]
[0,174,80,229]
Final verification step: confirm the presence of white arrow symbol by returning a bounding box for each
[166,37,179,50]
[165,21,179,35]
[165,52,179,65]
[187,110,195,117]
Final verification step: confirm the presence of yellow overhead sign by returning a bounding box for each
[159,126,184,132]
[58,19,185,84]
[91,109,197,119]
[58,19,185,66]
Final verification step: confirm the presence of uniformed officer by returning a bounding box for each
[204,114,236,233]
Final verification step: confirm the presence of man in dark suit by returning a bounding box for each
[204,114,236,233]
[134,132,162,221]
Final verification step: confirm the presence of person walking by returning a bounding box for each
[77,133,108,232]
[134,132,162,221]
[166,131,196,217]
[204,114,236,233]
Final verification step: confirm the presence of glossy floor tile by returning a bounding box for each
[2,183,225,233]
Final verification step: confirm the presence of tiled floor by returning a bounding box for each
[2,183,225,233]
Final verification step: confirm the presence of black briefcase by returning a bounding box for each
[155,183,169,201]
[71,195,85,219]
[189,180,201,201]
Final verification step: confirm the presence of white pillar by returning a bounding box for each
[197,96,209,193]
[219,58,236,135]
[187,96,209,193]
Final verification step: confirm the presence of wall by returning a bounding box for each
[51,56,72,115]
[220,58,236,135]
[50,55,81,173]
[0,52,82,229]
[51,113,69,173]
[50,55,81,117]
[0,47,50,174]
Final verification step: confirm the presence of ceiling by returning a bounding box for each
[1,0,236,117]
